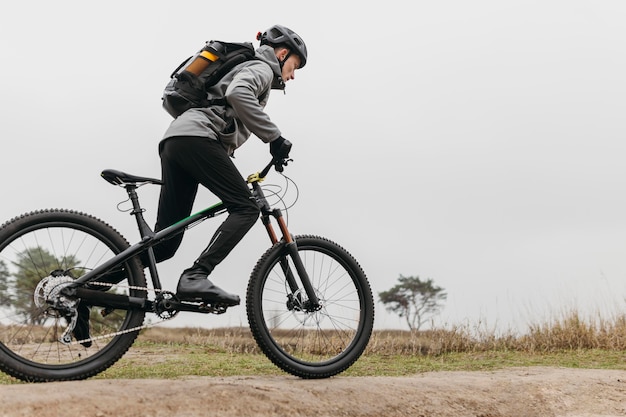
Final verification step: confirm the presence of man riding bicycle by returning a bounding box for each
[73,24,308,345]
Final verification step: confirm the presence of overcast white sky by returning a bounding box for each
[2,1,626,332]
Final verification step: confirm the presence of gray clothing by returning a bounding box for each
[162,45,284,156]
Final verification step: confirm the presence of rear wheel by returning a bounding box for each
[0,209,146,382]
[246,235,374,378]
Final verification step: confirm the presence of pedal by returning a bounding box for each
[191,302,228,315]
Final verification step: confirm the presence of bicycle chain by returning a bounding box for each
[70,281,171,347]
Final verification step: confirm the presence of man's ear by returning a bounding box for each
[276,47,290,61]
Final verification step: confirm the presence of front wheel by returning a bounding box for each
[246,235,374,378]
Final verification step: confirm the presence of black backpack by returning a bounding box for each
[162,40,256,118]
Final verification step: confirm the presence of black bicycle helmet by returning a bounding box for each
[257,24,308,68]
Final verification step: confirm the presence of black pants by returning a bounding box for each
[152,136,260,275]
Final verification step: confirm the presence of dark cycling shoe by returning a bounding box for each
[72,303,92,348]
[176,266,240,306]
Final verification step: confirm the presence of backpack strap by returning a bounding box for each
[201,52,255,89]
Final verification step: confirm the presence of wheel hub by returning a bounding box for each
[34,270,78,315]
[33,270,81,345]
[286,289,325,326]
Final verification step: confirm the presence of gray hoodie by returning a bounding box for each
[162,45,284,156]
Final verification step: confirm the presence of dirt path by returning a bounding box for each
[2,367,626,417]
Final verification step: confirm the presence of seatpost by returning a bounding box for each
[126,185,152,238]
[125,184,162,290]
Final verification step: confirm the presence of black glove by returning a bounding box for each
[269,136,292,159]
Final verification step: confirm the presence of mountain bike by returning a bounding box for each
[0,157,374,382]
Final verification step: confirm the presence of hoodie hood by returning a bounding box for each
[255,45,285,90]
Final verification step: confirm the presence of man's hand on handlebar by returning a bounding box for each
[269,136,292,173]
[269,136,292,159]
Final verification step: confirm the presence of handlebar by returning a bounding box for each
[247,139,293,184]
[248,157,292,185]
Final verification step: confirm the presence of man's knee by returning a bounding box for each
[241,206,261,225]
[233,197,260,216]
[232,203,260,228]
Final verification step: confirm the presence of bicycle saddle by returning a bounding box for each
[101,169,163,186]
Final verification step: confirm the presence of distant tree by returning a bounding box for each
[378,275,447,331]
[0,260,10,306]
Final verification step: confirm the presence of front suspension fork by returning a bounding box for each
[262,209,320,309]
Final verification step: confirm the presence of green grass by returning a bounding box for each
[3,344,623,384]
[2,309,626,383]
[79,349,626,379]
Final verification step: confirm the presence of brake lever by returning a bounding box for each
[274,158,293,173]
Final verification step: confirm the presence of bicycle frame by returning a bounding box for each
[63,159,319,312]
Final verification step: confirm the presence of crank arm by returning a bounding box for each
[163,300,229,315]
